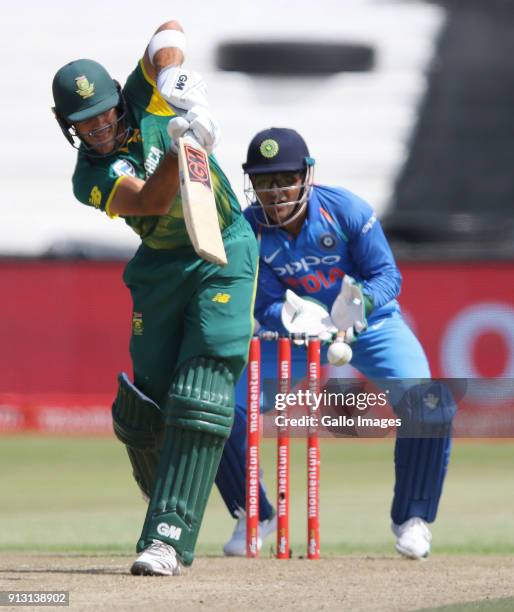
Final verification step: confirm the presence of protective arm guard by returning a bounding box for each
[112,372,164,499]
[137,357,234,566]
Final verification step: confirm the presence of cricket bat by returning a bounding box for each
[177,136,228,266]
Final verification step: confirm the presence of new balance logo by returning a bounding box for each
[157,522,182,541]
[212,292,231,303]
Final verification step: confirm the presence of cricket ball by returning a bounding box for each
[327,339,353,366]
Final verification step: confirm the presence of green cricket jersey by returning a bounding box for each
[72,60,241,250]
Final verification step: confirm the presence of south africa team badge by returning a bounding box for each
[132,312,144,336]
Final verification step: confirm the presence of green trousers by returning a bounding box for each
[123,214,258,406]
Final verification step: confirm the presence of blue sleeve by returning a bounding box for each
[254,260,288,333]
[335,191,402,310]
[243,206,260,233]
[242,206,255,227]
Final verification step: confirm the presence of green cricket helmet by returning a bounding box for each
[52,59,128,155]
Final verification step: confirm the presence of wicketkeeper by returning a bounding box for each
[221,127,456,559]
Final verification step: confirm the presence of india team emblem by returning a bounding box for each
[75,75,95,99]
[260,139,279,159]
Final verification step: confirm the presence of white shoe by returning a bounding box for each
[392,517,432,560]
[223,510,277,557]
[131,539,182,576]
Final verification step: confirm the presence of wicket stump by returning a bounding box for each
[245,334,321,559]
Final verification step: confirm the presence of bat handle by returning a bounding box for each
[181,131,201,148]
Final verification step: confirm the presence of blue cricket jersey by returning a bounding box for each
[243,184,402,332]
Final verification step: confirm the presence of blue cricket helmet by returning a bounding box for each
[242,127,315,174]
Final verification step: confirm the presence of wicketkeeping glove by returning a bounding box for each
[281,290,337,343]
[330,275,369,343]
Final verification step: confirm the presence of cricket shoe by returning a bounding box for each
[223,510,277,557]
[392,517,432,560]
[131,539,181,576]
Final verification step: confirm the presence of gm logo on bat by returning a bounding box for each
[184,143,211,189]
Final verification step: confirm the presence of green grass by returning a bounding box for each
[0,436,513,555]
[418,597,514,611]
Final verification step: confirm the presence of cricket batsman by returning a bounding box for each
[51,21,260,575]
[222,127,456,559]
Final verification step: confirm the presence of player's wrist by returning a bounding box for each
[148,30,186,66]
[356,283,374,317]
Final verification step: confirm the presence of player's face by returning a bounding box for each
[74,108,121,155]
[251,172,303,224]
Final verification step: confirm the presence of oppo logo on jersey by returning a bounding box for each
[272,255,342,277]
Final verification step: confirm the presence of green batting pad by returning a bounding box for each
[137,358,234,565]
[112,372,164,499]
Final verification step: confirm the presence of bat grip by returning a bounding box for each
[168,103,201,148]
[182,130,201,148]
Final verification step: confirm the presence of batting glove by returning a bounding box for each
[157,66,209,111]
[167,106,220,156]
[186,106,220,154]
[167,116,190,155]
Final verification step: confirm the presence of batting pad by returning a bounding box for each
[137,357,234,566]
[112,372,164,499]
[391,381,456,524]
